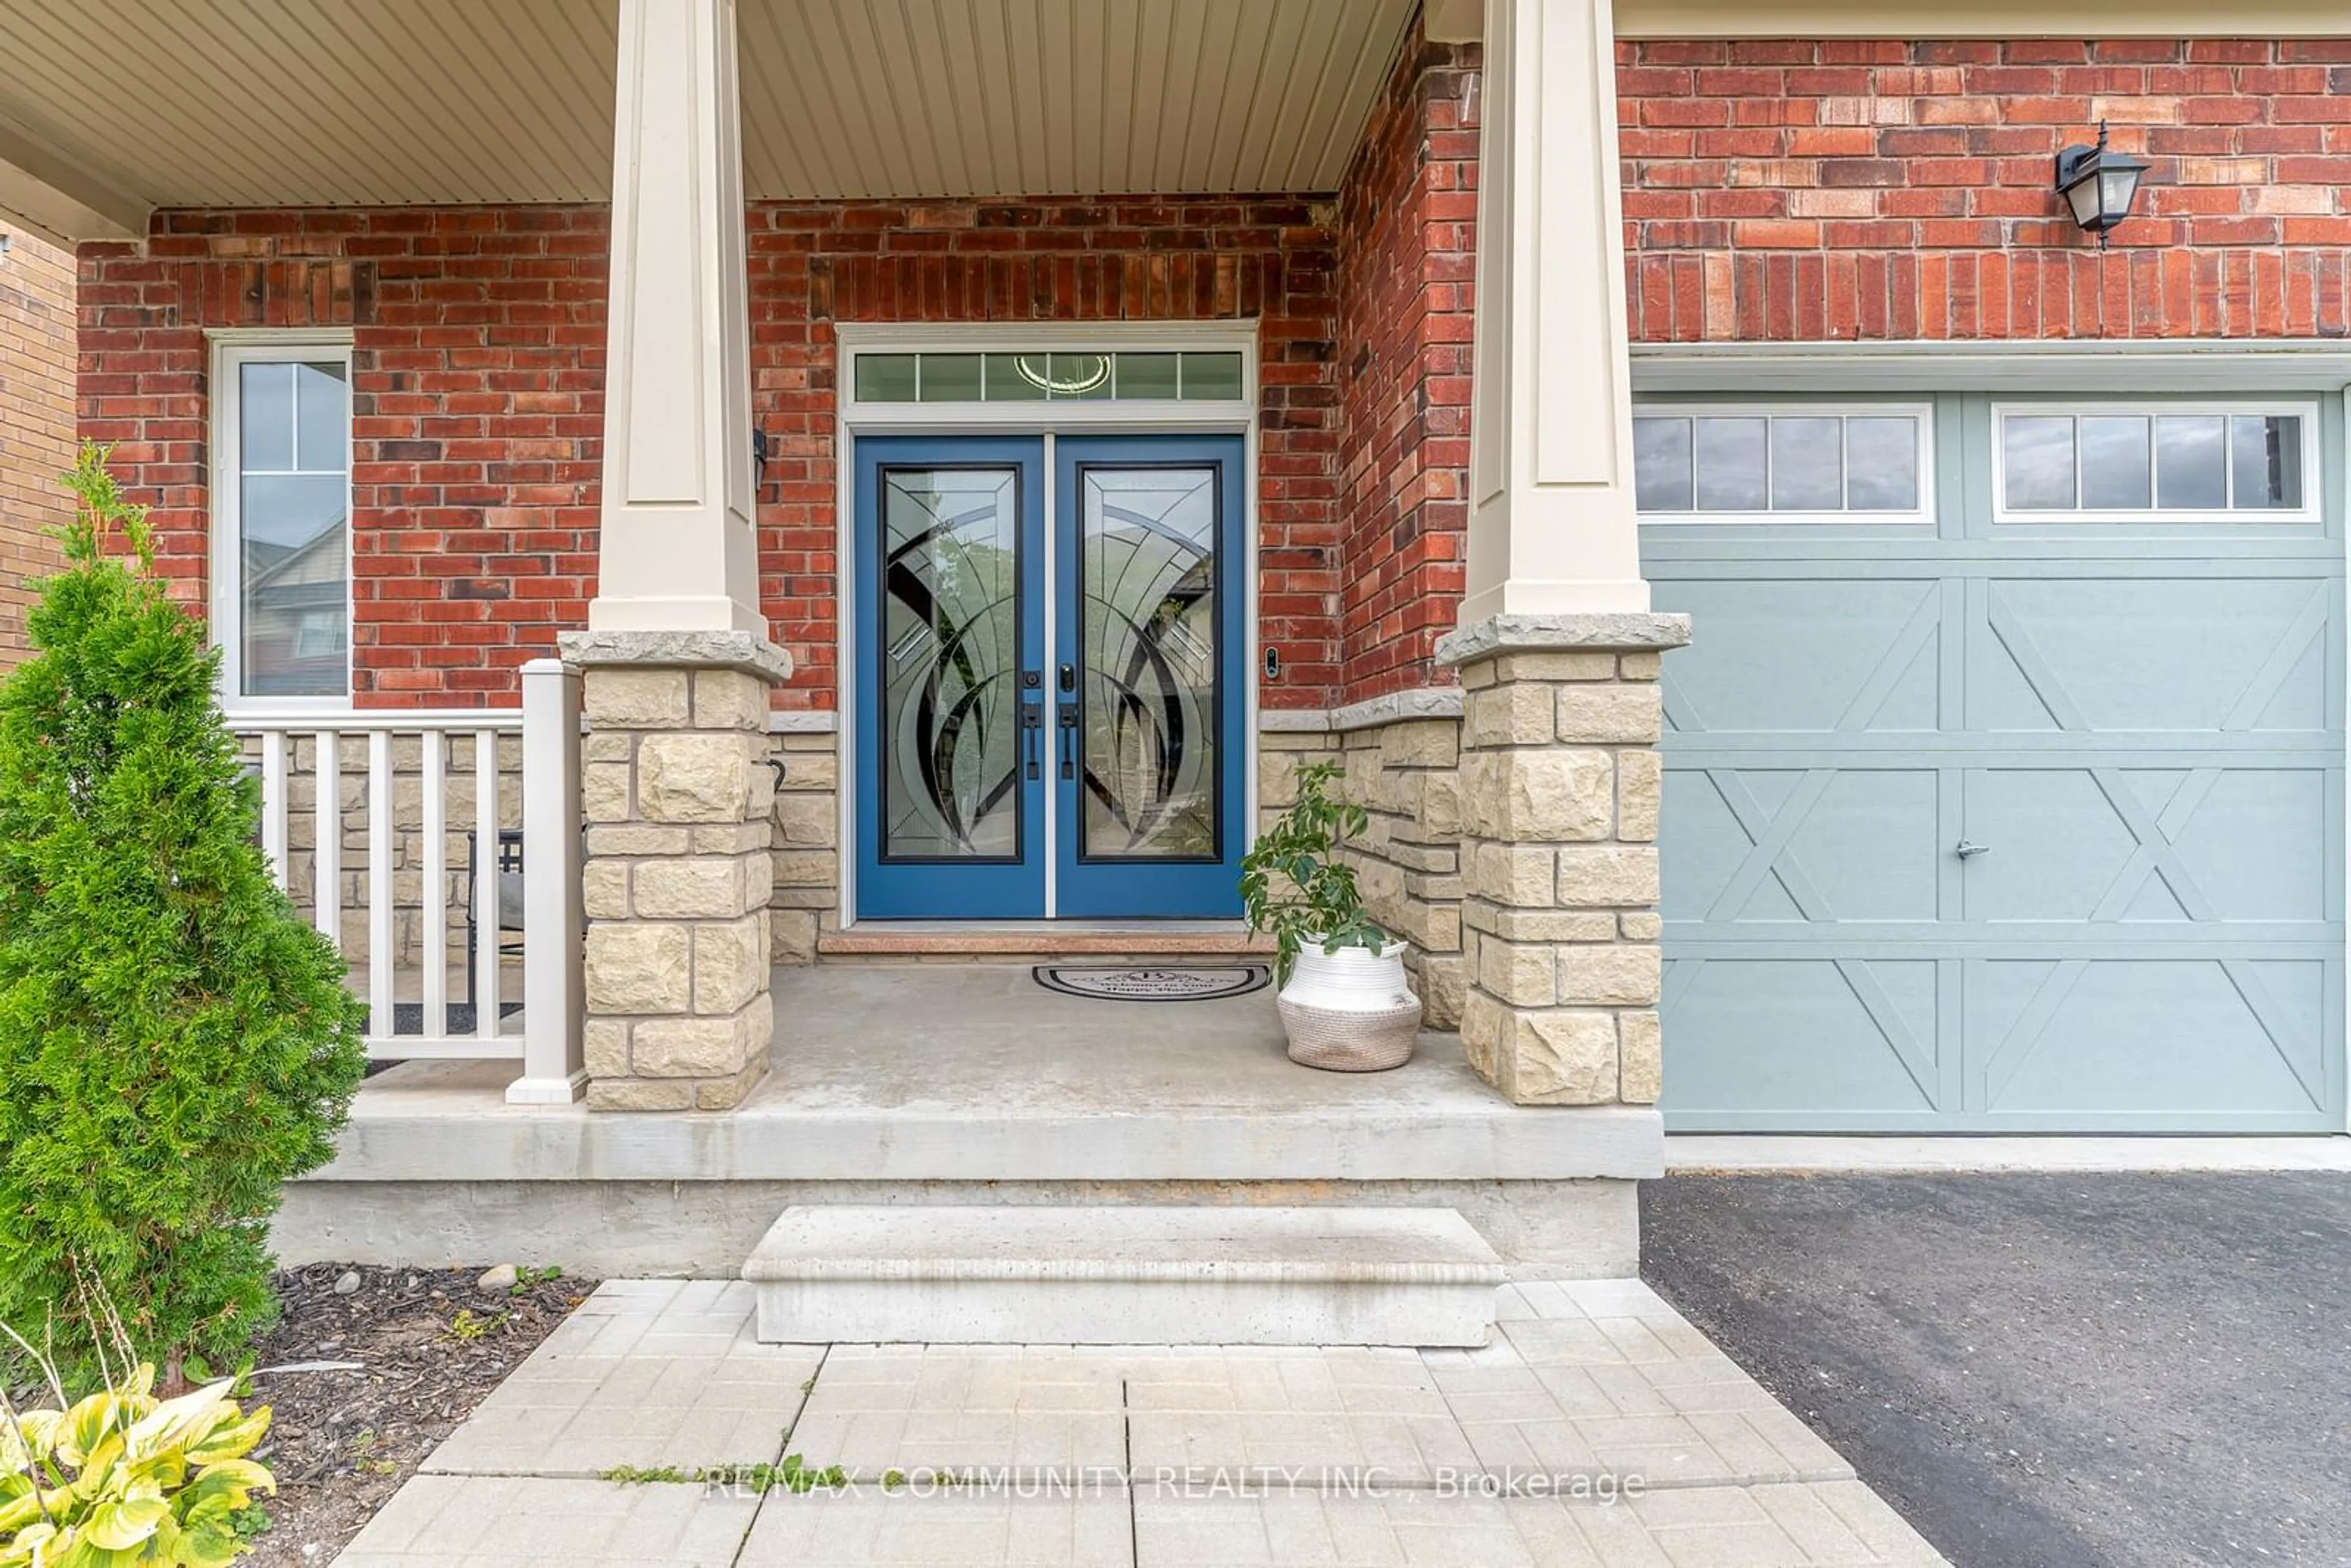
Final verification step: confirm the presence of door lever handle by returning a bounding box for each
[1954,839,1990,859]
[1020,700,1043,780]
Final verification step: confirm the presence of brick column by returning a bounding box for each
[1438,612,1689,1106]
[561,630,790,1111]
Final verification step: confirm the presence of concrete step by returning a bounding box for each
[741,1205,1505,1347]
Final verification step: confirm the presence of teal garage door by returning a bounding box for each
[1642,391,2345,1131]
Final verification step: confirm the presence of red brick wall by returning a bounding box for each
[1619,39,2351,340]
[748,198,1343,711]
[81,200,1342,710]
[1331,29,1480,707]
[78,208,608,706]
[1327,35,2351,699]
[0,229,74,665]
[74,39,2351,710]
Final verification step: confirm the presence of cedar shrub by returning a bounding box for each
[0,446,367,1384]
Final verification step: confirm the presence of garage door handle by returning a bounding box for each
[1954,839,1991,859]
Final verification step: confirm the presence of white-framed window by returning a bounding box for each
[210,334,353,713]
[1992,401,2320,520]
[1631,403,1933,521]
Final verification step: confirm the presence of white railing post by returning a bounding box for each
[258,730,290,891]
[510,658,587,1104]
[313,730,342,951]
[366,729,394,1038]
[421,732,448,1037]
[473,728,501,1041]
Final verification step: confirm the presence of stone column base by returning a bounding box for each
[1434,612,1691,1108]
[561,631,792,1111]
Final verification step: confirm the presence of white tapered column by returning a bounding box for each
[1460,0,1648,626]
[572,0,789,1114]
[588,0,763,634]
[1439,0,1689,1118]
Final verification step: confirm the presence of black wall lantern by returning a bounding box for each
[2054,122,2149,247]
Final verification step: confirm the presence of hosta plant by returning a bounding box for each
[0,1362,274,1566]
[1239,760,1390,984]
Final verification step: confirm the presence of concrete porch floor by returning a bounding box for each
[277,966,1659,1278]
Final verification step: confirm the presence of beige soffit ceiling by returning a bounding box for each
[0,0,1417,241]
[741,0,1417,198]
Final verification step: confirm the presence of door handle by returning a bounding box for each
[1955,839,1990,859]
[1057,706,1079,780]
[1021,700,1043,780]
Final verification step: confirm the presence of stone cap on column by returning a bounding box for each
[558,629,795,686]
[1434,612,1693,668]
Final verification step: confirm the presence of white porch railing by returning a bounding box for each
[236,659,585,1101]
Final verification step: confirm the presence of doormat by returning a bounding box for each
[1033,964,1271,1002]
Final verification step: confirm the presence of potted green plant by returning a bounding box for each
[1240,760,1422,1071]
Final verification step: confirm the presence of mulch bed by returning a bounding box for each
[236,1262,597,1566]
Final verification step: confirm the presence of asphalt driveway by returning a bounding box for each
[1641,1172,2351,1568]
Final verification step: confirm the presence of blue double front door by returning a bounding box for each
[853,434,1248,920]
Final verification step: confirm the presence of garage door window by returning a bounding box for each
[1633,407,1927,519]
[1998,407,2312,517]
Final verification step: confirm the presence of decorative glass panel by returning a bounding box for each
[2079,416,2151,509]
[879,467,1022,861]
[1693,417,1769,511]
[1078,467,1220,861]
[855,354,919,402]
[2003,415,2077,511]
[2154,415,2227,510]
[1116,353,1181,400]
[1179,353,1245,400]
[1048,353,1114,400]
[239,359,348,697]
[1633,417,1694,511]
[919,353,983,401]
[983,354,1048,401]
[1769,416,1843,511]
[2233,415,2304,509]
[1845,417,1920,511]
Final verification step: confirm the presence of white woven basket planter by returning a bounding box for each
[1276,942,1421,1073]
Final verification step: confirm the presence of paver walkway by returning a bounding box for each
[332,1277,1947,1567]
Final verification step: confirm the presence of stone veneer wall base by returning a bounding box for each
[1258,704,1469,1030]
[1436,612,1692,1108]
[563,630,792,1111]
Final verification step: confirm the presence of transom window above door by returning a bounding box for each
[851,350,1246,405]
[1633,406,1929,519]
[1996,405,2316,517]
